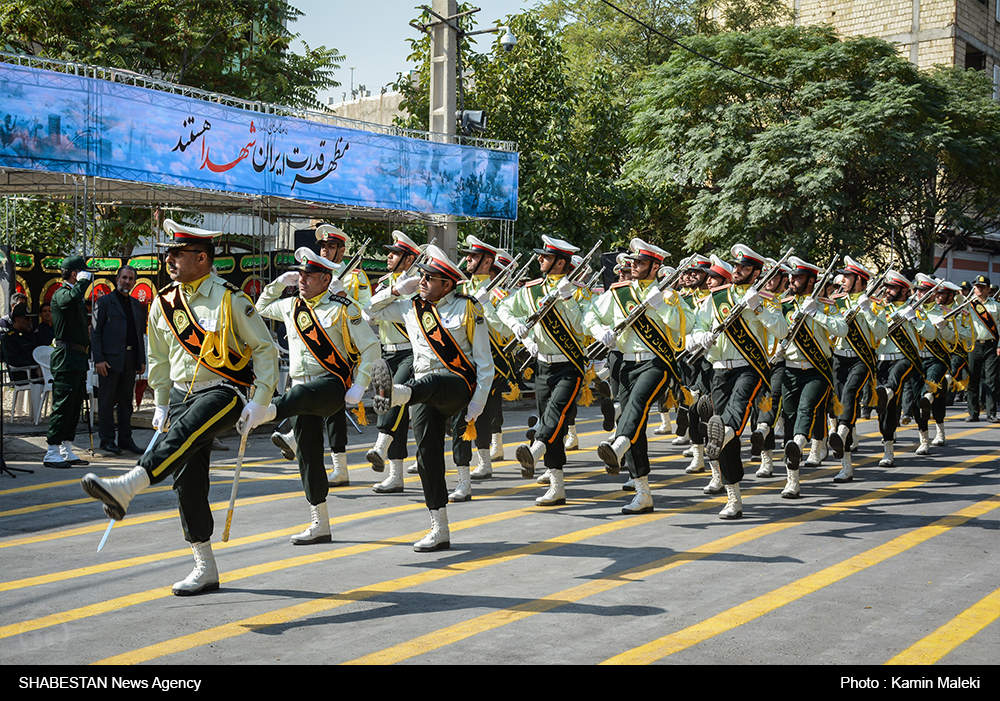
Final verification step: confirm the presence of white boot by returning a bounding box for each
[750,422,770,456]
[805,437,828,466]
[781,467,801,499]
[915,430,931,456]
[703,459,724,494]
[682,444,696,457]
[671,429,691,447]
[564,424,579,451]
[489,432,504,460]
[449,465,472,503]
[829,423,849,459]
[366,432,392,471]
[756,449,774,478]
[684,444,705,474]
[172,541,220,596]
[653,412,672,435]
[879,440,895,467]
[622,476,635,492]
[931,423,946,447]
[516,440,547,479]
[705,417,735,460]
[371,359,411,415]
[373,459,405,494]
[471,448,492,480]
[536,468,552,485]
[834,451,853,483]
[271,428,296,460]
[407,461,420,474]
[413,508,450,552]
[328,452,350,486]
[81,466,151,520]
[61,441,88,465]
[290,502,332,545]
[44,443,70,468]
[535,468,566,506]
[719,483,743,519]
[621,475,653,514]
[784,434,806,470]
[597,435,630,475]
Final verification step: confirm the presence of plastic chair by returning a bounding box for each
[2,360,42,423]
[31,346,54,424]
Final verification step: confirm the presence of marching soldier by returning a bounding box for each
[364,231,423,494]
[496,236,588,507]
[587,238,684,514]
[256,248,379,544]
[81,220,279,595]
[487,247,517,462]
[966,274,1000,423]
[43,255,97,468]
[874,271,935,467]
[366,245,494,551]
[691,248,787,518]
[930,281,975,445]
[826,257,886,483]
[773,256,846,497]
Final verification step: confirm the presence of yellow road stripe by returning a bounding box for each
[343,452,998,664]
[884,587,1000,665]
[92,454,989,665]
[601,491,1000,664]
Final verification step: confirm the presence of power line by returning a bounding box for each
[597,0,794,94]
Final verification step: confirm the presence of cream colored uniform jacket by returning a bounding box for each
[365,287,495,408]
[495,275,587,356]
[875,301,936,357]
[367,271,417,347]
[583,280,685,354]
[781,295,848,363]
[970,298,1000,342]
[832,292,888,352]
[256,279,380,388]
[692,284,788,364]
[147,273,278,406]
[332,265,372,309]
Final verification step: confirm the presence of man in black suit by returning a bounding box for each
[92,265,146,454]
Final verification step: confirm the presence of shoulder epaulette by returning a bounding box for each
[611,280,630,289]
[222,280,243,294]
[525,278,544,287]
[327,293,351,306]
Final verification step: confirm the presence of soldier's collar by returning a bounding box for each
[181,273,212,297]
[305,291,326,308]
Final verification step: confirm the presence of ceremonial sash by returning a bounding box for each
[888,323,926,380]
[787,312,836,391]
[292,296,355,388]
[971,299,998,341]
[836,296,879,381]
[612,283,681,383]
[376,277,411,340]
[713,288,771,389]
[413,296,478,395]
[158,284,254,387]
[528,283,588,375]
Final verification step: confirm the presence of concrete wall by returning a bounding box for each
[327,92,406,128]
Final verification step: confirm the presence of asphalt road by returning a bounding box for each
[1,405,997,676]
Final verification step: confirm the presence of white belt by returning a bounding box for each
[879,353,905,361]
[539,353,569,364]
[384,343,412,352]
[834,349,857,359]
[919,350,932,358]
[713,358,749,370]
[623,352,655,362]
[291,373,324,387]
[173,378,230,394]
[784,360,815,370]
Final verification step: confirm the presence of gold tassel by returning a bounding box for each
[833,395,844,416]
[665,391,677,410]
[867,380,879,407]
[757,393,773,413]
[580,366,596,407]
[681,386,694,406]
[461,419,477,442]
[352,402,368,426]
[925,379,941,395]
[503,381,521,401]
[953,377,969,392]
[523,366,534,380]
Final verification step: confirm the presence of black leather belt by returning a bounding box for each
[54,340,90,354]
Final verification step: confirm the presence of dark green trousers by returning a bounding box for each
[533,361,582,470]
[781,366,831,442]
[46,369,88,446]
[711,365,765,484]
[877,359,913,441]
[409,373,473,510]
[967,338,999,418]
[834,355,871,451]
[375,350,414,460]
[616,358,670,479]
[452,374,503,466]
[138,385,243,544]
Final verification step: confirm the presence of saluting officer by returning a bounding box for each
[44,255,97,468]
[496,236,588,505]
[81,220,279,595]
[587,238,683,514]
[364,230,423,494]
[256,248,380,544]
[366,245,494,552]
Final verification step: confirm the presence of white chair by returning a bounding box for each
[2,360,42,423]
[31,346,54,425]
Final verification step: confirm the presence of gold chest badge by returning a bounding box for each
[421,311,437,333]
[296,311,313,331]
[173,309,190,333]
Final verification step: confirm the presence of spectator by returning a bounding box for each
[33,302,54,346]
[2,302,40,382]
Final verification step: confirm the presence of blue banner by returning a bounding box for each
[0,63,518,220]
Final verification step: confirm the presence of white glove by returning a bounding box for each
[742,288,760,311]
[344,383,365,405]
[646,289,665,310]
[277,271,299,287]
[77,270,93,282]
[152,405,169,432]
[523,337,539,358]
[685,334,701,353]
[693,330,714,350]
[902,306,917,321]
[328,278,345,296]
[801,298,818,316]
[464,400,484,423]
[598,326,616,349]
[394,275,420,296]
[512,322,529,340]
[238,401,272,436]
[556,278,574,300]
[474,287,491,305]
[857,294,872,312]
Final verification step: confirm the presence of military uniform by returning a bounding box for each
[966,276,1000,422]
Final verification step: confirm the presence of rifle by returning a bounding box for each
[499,254,536,294]
[679,247,795,365]
[503,240,602,355]
[885,279,945,336]
[483,253,522,295]
[942,294,974,322]
[769,253,839,364]
[403,237,438,277]
[844,267,891,324]
[334,237,372,281]
[585,256,690,361]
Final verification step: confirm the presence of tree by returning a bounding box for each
[623,24,1000,270]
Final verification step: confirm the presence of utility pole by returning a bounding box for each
[427,0,458,260]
